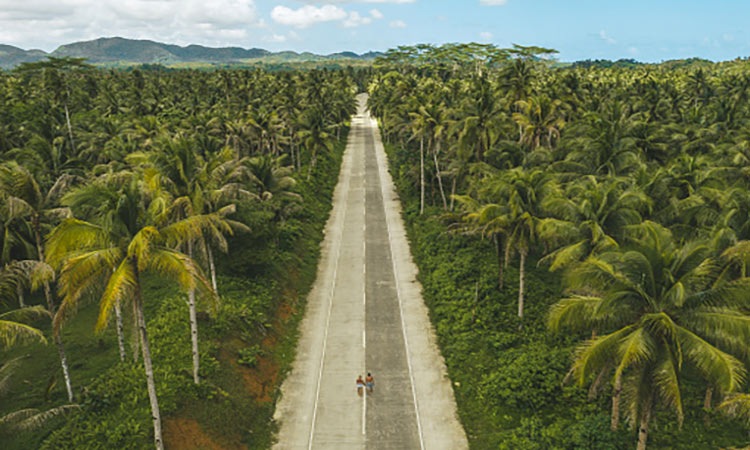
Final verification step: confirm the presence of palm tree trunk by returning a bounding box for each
[55,334,74,402]
[206,242,218,295]
[36,226,74,402]
[187,241,200,385]
[115,302,126,362]
[64,104,76,154]
[636,393,653,450]
[588,367,607,400]
[420,136,425,215]
[611,371,622,430]
[704,386,713,410]
[132,301,141,362]
[135,280,164,450]
[517,249,526,319]
[432,140,448,210]
[17,283,25,308]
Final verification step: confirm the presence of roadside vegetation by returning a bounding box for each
[0,59,356,448]
[370,43,750,449]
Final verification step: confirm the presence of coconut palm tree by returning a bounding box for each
[548,221,750,450]
[0,162,76,401]
[539,176,649,272]
[46,191,215,450]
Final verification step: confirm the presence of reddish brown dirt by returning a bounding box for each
[164,417,233,450]
[167,280,302,448]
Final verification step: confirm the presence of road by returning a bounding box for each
[273,94,468,450]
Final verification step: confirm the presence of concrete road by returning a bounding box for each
[273,94,468,450]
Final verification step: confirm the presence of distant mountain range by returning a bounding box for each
[0,37,383,69]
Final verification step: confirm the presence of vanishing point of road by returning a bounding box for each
[273,94,468,450]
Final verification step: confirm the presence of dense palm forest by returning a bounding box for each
[370,44,750,449]
[0,59,358,448]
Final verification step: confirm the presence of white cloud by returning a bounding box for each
[271,4,347,28]
[389,19,406,28]
[265,34,287,43]
[599,30,616,44]
[480,31,493,41]
[0,0,259,51]
[343,11,372,28]
[479,0,508,5]
[370,8,383,19]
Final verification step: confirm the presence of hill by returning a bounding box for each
[0,44,48,69]
[0,37,381,69]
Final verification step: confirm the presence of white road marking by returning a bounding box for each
[362,147,368,437]
[372,117,426,450]
[307,130,352,450]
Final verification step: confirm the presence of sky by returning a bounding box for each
[1,0,749,62]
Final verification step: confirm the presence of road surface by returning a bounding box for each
[273,94,468,450]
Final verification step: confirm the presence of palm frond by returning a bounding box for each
[0,318,47,348]
[653,352,683,427]
[147,249,217,307]
[719,393,750,425]
[614,327,655,381]
[46,219,110,269]
[547,295,602,332]
[676,325,745,392]
[95,260,136,334]
[127,226,159,272]
[572,325,635,385]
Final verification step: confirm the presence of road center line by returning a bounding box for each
[371,117,426,450]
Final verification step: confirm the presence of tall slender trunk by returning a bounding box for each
[419,136,425,215]
[134,279,164,450]
[636,393,653,450]
[517,249,526,319]
[36,224,74,402]
[206,242,218,295]
[432,140,448,210]
[55,334,73,402]
[307,149,316,181]
[64,103,76,154]
[17,283,25,308]
[588,367,607,400]
[611,371,622,430]
[132,301,141,362]
[115,302,126,362]
[704,386,713,411]
[187,241,200,385]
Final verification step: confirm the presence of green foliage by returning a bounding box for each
[0,62,350,448]
[237,345,263,367]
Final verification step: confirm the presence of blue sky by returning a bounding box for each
[1,0,748,62]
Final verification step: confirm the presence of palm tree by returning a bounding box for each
[133,136,234,384]
[548,221,750,450]
[0,162,76,401]
[46,196,215,450]
[539,176,648,272]
[299,107,336,181]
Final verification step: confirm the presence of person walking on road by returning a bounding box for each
[365,373,374,393]
[356,375,365,396]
